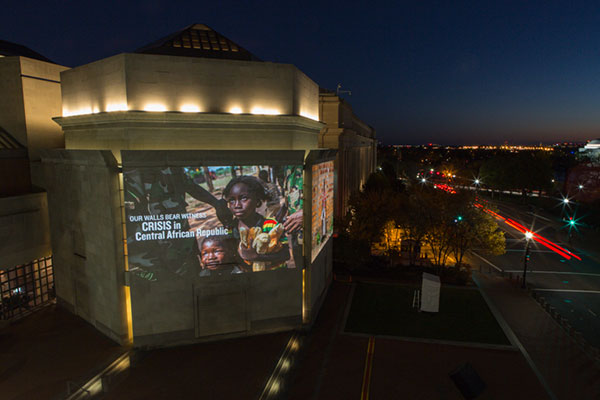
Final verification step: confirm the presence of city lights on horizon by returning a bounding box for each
[392,143,562,151]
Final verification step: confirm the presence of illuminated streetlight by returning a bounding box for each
[578,184,584,190]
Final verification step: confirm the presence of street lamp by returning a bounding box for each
[522,231,533,289]
[473,178,481,195]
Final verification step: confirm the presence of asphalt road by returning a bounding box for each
[470,199,600,348]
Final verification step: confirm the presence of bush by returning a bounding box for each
[440,265,472,286]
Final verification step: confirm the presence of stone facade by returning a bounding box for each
[0,54,67,270]
[39,150,128,343]
[319,91,377,220]
[0,56,68,162]
[42,51,332,346]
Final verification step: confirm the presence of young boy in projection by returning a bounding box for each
[197,236,244,276]
[222,176,289,271]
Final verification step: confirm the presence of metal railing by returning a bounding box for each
[1,255,55,320]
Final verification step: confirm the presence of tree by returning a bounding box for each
[346,185,396,247]
[419,189,455,268]
[416,189,505,269]
[479,151,553,197]
[449,203,506,267]
[393,188,429,265]
[345,170,506,270]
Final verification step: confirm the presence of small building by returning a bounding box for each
[578,139,600,165]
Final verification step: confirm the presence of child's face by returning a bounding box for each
[201,239,227,270]
[226,183,258,220]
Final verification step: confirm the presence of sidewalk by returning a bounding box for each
[0,303,125,400]
[288,280,549,399]
[474,271,600,400]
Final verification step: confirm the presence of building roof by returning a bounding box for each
[0,39,54,63]
[135,24,261,61]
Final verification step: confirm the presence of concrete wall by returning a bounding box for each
[56,113,323,164]
[0,57,27,146]
[60,53,319,120]
[0,56,68,160]
[20,57,69,161]
[0,151,31,195]
[0,192,52,269]
[60,55,127,117]
[319,93,376,219]
[39,149,128,344]
[56,54,323,164]
[131,267,303,347]
[309,239,333,322]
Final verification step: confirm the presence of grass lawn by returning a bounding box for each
[344,283,510,345]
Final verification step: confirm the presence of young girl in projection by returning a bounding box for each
[222,176,289,271]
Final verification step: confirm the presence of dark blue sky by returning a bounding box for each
[4,1,600,145]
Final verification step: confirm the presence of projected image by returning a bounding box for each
[123,165,304,281]
[311,161,334,261]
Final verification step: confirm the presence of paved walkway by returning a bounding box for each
[288,280,549,399]
[0,303,124,400]
[473,271,600,400]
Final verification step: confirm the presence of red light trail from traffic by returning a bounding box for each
[474,203,582,261]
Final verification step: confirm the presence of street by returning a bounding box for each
[470,198,600,348]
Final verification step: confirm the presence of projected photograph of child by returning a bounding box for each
[222,176,289,271]
[183,165,303,274]
[198,236,244,276]
[123,164,304,280]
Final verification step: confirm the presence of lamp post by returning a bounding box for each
[560,196,570,229]
[474,178,480,196]
[522,231,533,289]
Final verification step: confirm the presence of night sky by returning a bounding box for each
[4,1,600,145]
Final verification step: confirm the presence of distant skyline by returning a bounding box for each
[4,1,600,145]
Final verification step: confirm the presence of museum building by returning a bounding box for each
[1,25,375,347]
[39,24,335,347]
